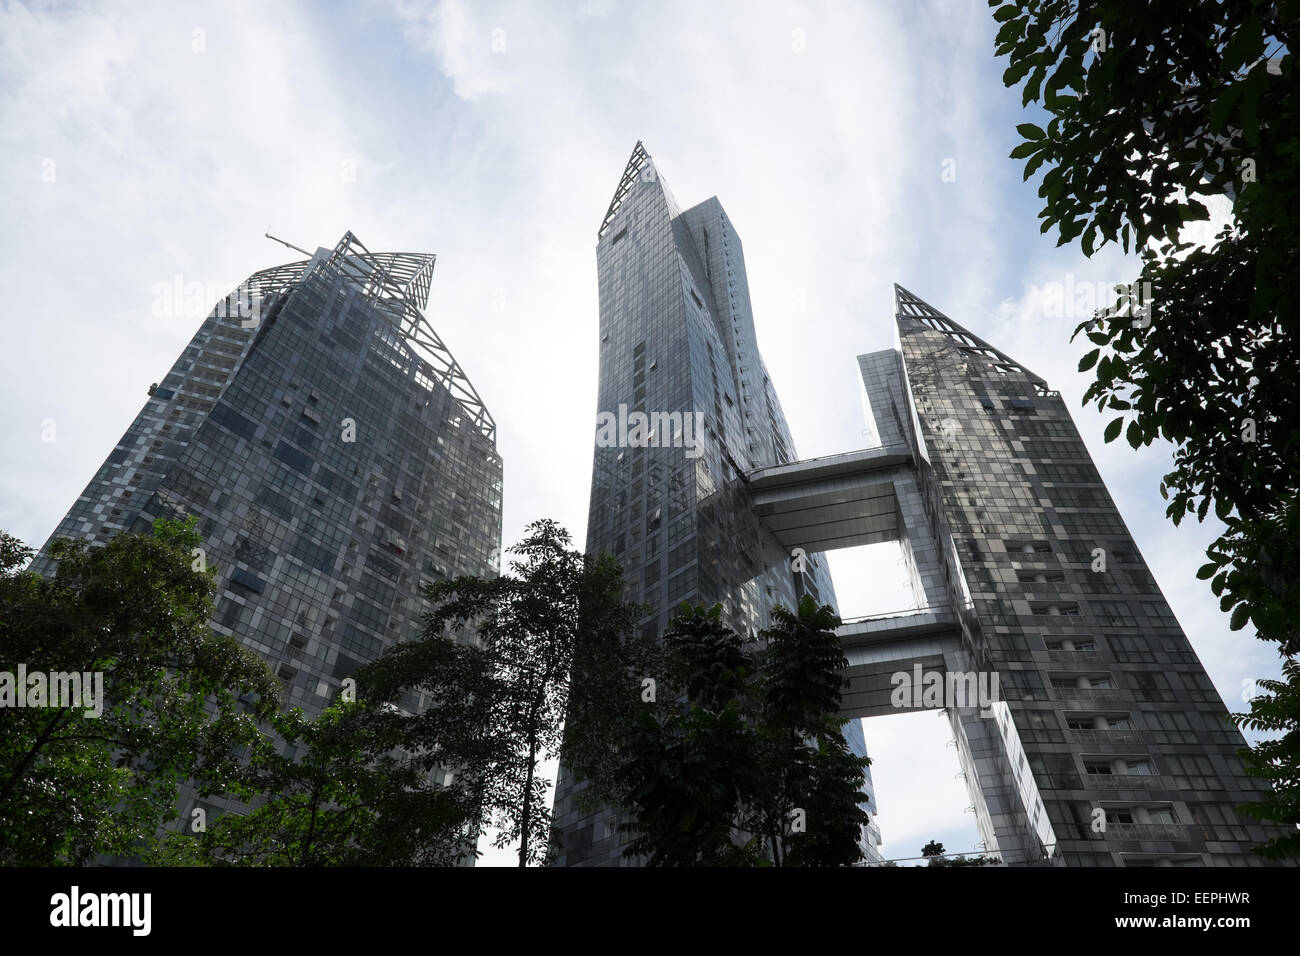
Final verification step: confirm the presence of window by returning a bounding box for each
[1092,600,1137,627]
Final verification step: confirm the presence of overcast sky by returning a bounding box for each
[0,0,1278,866]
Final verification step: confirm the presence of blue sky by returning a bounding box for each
[0,0,1277,865]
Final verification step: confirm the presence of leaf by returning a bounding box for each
[1003,59,1033,86]
[1229,604,1251,632]
[1078,348,1100,371]
[1023,150,1048,180]
[1125,420,1143,448]
[1081,224,1096,257]
[1103,417,1123,443]
[1196,563,1218,580]
[1208,81,1244,133]
[1222,13,1264,73]
[1239,67,1265,146]
[1016,123,1046,140]
[1010,141,1040,160]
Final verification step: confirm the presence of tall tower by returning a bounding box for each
[33,233,503,828]
[843,285,1286,865]
[551,143,881,866]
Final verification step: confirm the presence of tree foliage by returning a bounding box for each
[0,519,281,865]
[1232,658,1300,858]
[153,697,483,867]
[597,597,872,866]
[164,518,645,868]
[416,518,643,867]
[992,0,1299,853]
[922,839,1000,867]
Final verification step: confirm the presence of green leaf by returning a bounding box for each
[1196,563,1217,580]
[1023,150,1048,180]
[1003,59,1033,86]
[1016,123,1046,140]
[1103,417,1123,443]
[1078,348,1100,372]
[1125,420,1143,448]
[1222,13,1264,73]
[1229,604,1251,632]
[1208,81,1244,133]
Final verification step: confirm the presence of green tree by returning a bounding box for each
[753,597,873,867]
[921,839,999,866]
[615,604,767,866]
[160,517,643,868]
[154,697,483,867]
[991,0,1299,853]
[604,598,871,867]
[1232,659,1300,859]
[0,519,281,865]
[418,519,643,867]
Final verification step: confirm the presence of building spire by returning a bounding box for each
[597,140,654,239]
[893,284,1047,388]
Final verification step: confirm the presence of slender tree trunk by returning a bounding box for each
[519,731,538,866]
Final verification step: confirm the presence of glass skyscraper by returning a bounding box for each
[33,232,502,828]
[869,286,1287,865]
[551,143,882,866]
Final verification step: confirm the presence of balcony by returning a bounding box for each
[1069,728,1140,745]
[1084,773,1164,791]
[1048,648,1102,663]
[1020,580,1067,594]
[1054,686,1126,702]
[1106,822,1190,841]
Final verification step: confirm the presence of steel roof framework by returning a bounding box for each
[894,284,1054,396]
[266,231,497,443]
[598,140,653,240]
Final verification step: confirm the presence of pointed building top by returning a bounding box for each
[598,141,653,240]
[894,284,1047,388]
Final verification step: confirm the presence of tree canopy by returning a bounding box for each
[0,519,281,865]
[593,597,872,866]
